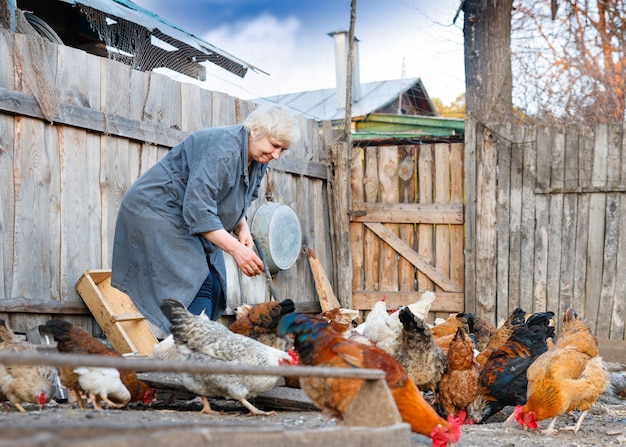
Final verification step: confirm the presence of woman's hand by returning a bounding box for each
[202,227,263,277]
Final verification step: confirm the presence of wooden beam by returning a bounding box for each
[350,202,463,224]
[352,291,464,313]
[0,299,89,315]
[364,222,463,292]
[0,88,327,180]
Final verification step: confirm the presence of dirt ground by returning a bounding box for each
[1,369,625,446]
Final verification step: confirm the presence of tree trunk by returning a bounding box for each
[464,0,514,122]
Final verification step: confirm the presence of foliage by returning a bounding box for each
[512,0,626,124]
[432,94,466,119]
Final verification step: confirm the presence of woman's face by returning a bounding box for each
[248,131,287,164]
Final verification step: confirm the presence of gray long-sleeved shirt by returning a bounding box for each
[111,124,267,334]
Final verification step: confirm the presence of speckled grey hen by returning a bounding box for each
[159,299,293,415]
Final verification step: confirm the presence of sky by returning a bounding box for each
[131,0,465,105]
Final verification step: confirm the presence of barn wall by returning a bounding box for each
[0,29,336,333]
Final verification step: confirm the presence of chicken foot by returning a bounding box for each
[540,417,558,435]
[559,410,588,435]
[240,398,276,416]
[200,395,222,415]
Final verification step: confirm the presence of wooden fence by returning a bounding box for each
[465,117,626,339]
[0,29,337,333]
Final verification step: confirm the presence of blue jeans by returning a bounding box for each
[188,267,222,320]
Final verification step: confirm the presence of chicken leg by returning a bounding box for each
[240,398,276,416]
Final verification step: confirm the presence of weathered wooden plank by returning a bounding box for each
[449,142,464,296]
[546,129,565,315]
[532,126,550,313]
[417,144,434,291]
[535,125,551,190]
[378,146,399,292]
[99,136,140,266]
[0,114,15,301]
[211,91,236,126]
[606,123,622,187]
[350,146,365,291]
[398,146,416,293]
[564,123,580,190]
[180,82,205,132]
[101,57,132,118]
[571,127,593,322]
[585,125,609,330]
[463,118,478,314]
[519,126,537,314]
[495,124,512,322]
[596,193,619,339]
[475,126,497,322]
[621,123,626,185]
[350,202,463,224]
[11,117,61,302]
[559,125,580,314]
[507,125,524,311]
[14,33,59,121]
[364,222,462,293]
[0,28,15,90]
[59,127,102,303]
[434,143,451,297]
[352,291,463,314]
[57,43,100,110]
[363,146,379,291]
[613,194,626,339]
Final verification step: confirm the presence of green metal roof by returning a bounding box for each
[351,113,465,143]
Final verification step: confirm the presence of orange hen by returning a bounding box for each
[278,314,460,447]
[510,306,609,435]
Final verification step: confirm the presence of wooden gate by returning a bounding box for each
[349,142,465,322]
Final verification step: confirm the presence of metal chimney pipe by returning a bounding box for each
[328,30,360,109]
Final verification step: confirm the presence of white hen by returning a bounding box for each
[73,367,131,409]
[160,299,293,415]
[362,292,436,356]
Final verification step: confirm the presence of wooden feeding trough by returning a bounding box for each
[76,269,158,355]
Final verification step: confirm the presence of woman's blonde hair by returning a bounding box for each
[243,104,301,148]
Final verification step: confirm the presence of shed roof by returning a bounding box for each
[351,113,465,145]
[255,77,435,121]
[20,0,262,80]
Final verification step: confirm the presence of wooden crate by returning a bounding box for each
[76,269,158,355]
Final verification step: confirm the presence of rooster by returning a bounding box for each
[229,298,296,350]
[437,327,481,422]
[395,306,447,397]
[510,306,609,434]
[160,299,293,415]
[467,311,554,423]
[0,320,58,412]
[43,319,155,409]
[475,308,527,368]
[277,313,460,447]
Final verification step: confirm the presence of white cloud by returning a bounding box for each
[200,14,337,100]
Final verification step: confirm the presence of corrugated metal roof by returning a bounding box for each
[256,78,427,121]
[57,0,263,78]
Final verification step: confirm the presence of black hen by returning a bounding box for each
[467,311,555,423]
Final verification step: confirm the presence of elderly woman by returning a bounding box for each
[111,104,301,337]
